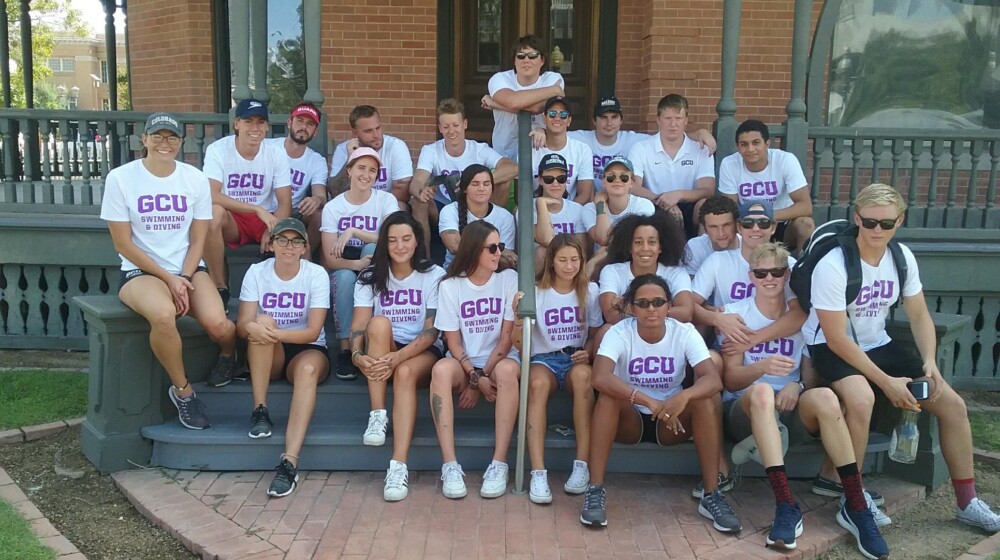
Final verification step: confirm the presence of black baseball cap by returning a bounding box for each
[538,153,569,175]
[235,98,269,121]
[543,96,571,114]
[593,96,622,118]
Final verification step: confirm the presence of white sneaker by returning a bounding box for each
[529,470,552,504]
[564,460,590,494]
[957,498,1000,533]
[481,461,509,498]
[731,419,788,466]
[441,461,467,499]
[383,460,408,502]
[363,409,388,446]
[840,491,891,527]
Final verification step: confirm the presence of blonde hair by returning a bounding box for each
[536,234,589,311]
[748,242,790,269]
[436,98,465,120]
[855,183,907,216]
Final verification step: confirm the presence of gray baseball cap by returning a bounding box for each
[272,217,307,239]
[144,112,183,136]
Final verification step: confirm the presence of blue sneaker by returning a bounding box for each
[836,502,889,560]
[766,502,804,549]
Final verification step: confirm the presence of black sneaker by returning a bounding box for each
[168,386,210,430]
[206,352,238,387]
[248,404,273,438]
[699,489,742,533]
[218,288,231,309]
[691,471,736,499]
[267,458,299,498]
[336,349,358,380]
[767,502,804,550]
[580,484,607,527]
[811,475,885,506]
[837,502,889,559]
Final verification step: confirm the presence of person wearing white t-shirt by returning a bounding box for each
[410,99,518,246]
[581,156,654,277]
[481,34,565,164]
[530,153,589,271]
[683,195,741,277]
[431,221,520,500]
[203,98,293,305]
[348,212,446,502]
[529,96,594,204]
[802,183,1000,538]
[327,105,413,206]
[236,218,330,499]
[101,112,237,431]
[509,235,602,505]
[719,119,814,252]
[264,102,329,250]
[580,274,740,534]
[438,164,517,269]
[629,94,716,239]
[320,148,399,377]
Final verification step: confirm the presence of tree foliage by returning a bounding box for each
[5,0,88,108]
[264,4,305,114]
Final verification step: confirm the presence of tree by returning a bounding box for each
[264,4,306,114]
[116,66,129,110]
[5,0,88,108]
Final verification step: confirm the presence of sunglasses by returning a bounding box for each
[633,297,669,309]
[483,242,506,254]
[515,51,542,60]
[560,346,582,356]
[739,217,773,230]
[272,236,306,248]
[540,175,568,184]
[603,173,631,183]
[857,213,899,230]
[751,267,788,279]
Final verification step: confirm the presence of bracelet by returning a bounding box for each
[179,274,193,282]
[173,381,190,392]
[351,349,363,363]
[629,388,638,405]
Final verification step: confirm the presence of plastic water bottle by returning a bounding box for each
[889,409,920,464]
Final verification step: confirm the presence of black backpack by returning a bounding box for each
[790,219,908,312]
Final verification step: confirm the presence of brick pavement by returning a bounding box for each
[113,467,929,560]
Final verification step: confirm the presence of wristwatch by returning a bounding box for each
[469,368,485,387]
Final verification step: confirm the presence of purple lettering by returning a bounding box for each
[137,194,188,213]
[290,169,305,186]
[737,181,779,198]
[336,215,379,233]
[552,223,576,235]
[855,280,895,306]
[729,282,754,300]
[543,306,582,326]
[460,297,502,319]
[627,356,676,376]
[751,338,796,357]
[378,288,423,308]
[261,292,307,310]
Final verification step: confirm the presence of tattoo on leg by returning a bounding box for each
[432,393,443,426]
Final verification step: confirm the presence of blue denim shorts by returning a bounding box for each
[530,351,574,390]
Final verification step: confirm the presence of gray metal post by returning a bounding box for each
[784,0,813,168]
[715,0,743,161]
[249,0,270,104]
[513,111,537,494]
[230,0,251,103]
[103,0,118,111]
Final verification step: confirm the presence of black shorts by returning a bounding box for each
[394,339,444,359]
[638,411,660,444]
[119,265,209,290]
[774,221,789,245]
[676,201,698,240]
[809,339,924,384]
[282,343,327,371]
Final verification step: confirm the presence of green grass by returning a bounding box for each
[0,500,56,560]
[0,370,87,430]
[970,410,1000,454]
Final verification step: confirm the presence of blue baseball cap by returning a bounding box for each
[603,156,633,172]
[235,98,269,121]
[739,200,775,219]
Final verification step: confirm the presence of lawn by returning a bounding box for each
[0,370,87,430]
[0,500,56,560]
[971,410,1000,454]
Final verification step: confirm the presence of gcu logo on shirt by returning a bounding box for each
[137,194,188,213]
[226,173,265,190]
[290,169,305,187]
[553,223,576,235]
[379,289,423,308]
[376,168,388,183]
[543,306,582,326]
[855,280,895,306]
[680,160,694,167]
[738,181,779,198]
[460,298,501,318]
[750,338,796,357]
[729,282,755,300]
[593,154,615,172]
[337,215,379,232]
[261,292,307,309]
[628,356,675,376]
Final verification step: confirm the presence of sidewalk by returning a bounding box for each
[114,468,925,560]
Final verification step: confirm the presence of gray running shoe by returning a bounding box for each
[206,352,238,387]
[168,386,210,430]
[267,458,298,498]
[699,489,742,533]
[248,404,273,438]
[580,484,608,527]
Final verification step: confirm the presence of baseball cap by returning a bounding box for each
[543,96,571,113]
[347,146,382,168]
[144,112,183,137]
[739,200,775,220]
[593,96,622,118]
[235,98,269,121]
[290,103,320,125]
[272,217,307,239]
[603,155,634,173]
[538,153,569,175]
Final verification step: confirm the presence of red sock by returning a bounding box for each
[837,463,866,512]
[766,465,795,505]
[953,478,977,510]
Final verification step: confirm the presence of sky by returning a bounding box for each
[69,0,126,35]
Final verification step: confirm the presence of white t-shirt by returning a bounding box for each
[718,149,808,212]
[203,136,291,212]
[802,245,921,350]
[263,137,328,206]
[598,317,711,414]
[319,189,398,247]
[531,283,604,356]
[721,298,804,402]
[330,135,414,193]
[100,159,213,273]
[629,134,715,195]
[683,234,742,277]
[239,259,330,347]
[530,137,594,200]
[581,195,656,234]
[692,249,797,307]
[488,70,564,160]
[598,262,692,299]
[435,269,519,368]
[354,265,446,348]
[568,129,649,192]
[416,139,505,206]
[438,202,516,268]
[521,198,588,237]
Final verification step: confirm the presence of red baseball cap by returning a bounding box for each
[290,103,320,125]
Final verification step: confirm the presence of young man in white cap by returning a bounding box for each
[328,105,413,207]
[530,96,595,204]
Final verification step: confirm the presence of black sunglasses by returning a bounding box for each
[540,175,568,184]
[560,346,582,356]
[857,213,899,230]
[546,110,570,119]
[739,217,773,230]
[483,242,506,254]
[515,51,542,60]
[751,267,788,279]
[272,236,307,248]
[633,297,669,309]
[603,173,631,183]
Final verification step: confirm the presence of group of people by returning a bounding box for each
[98,34,1000,560]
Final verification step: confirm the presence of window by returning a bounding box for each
[47,58,76,73]
[229,0,305,114]
[101,60,109,83]
[102,99,110,110]
[828,0,1000,129]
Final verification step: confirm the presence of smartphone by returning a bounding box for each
[907,379,929,401]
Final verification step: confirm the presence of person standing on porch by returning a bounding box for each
[327,105,414,208]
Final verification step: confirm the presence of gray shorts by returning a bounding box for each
[722,391,815,445]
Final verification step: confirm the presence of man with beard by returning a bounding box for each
[327,105,413,208]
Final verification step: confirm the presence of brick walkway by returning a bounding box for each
[114,468,925,560]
